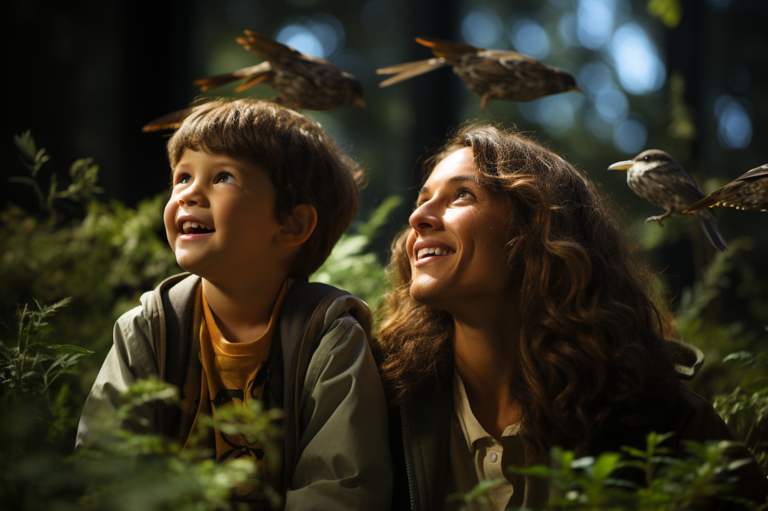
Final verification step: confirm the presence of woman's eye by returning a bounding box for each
[215,173,235,184]
[456,188,474,200]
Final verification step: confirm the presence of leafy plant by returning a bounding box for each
[452,432,764,511]
[76,377,284,511]
[0,297,92,425]
[11,130,103,221]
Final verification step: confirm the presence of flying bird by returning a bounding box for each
[376,37,580,111]
[682,164,768,214]
[142,30,365,132]
[608,149,728,252]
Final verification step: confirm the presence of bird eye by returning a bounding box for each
[642,155,650,162]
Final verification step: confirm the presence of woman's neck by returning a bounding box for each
[452,296,523,439]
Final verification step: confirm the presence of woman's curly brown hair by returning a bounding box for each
[376,124,683,459]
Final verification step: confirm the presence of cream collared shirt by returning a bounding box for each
[449,370,550,510]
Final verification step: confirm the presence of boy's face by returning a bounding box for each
[164,149,284,283]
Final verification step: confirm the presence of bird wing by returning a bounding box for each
[480,49,539,63]
[415,36,479,62]
[682,163,768,213]
[736,163,768,181]
[194,62,272,92]
[237,30,306,62]
[645,168,705,205]
[376,57,447,87]
[237,30,337,84]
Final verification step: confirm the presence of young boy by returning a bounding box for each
[76,99,392,509]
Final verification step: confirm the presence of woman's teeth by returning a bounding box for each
[417,247,453,259]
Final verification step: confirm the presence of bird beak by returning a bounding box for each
[353,97,367,107]
[570,86,582,93]
[608,160,634,171]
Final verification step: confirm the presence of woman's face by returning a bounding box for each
[406,147,514,312]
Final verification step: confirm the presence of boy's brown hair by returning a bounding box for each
[167,99,362,279]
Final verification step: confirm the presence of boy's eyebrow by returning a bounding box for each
[418,175,479,195]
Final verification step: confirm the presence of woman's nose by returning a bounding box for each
[409,203,443,233]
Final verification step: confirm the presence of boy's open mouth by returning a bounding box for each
[182,221,215,234]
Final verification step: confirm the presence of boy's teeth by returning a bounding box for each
[182,221,213,232]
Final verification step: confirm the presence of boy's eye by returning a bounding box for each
[177,174,191,185]
[215,173,235,184]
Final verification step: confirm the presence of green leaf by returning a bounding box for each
[592,452,621,480]
[724,351,758,365]
[44,344,95,354]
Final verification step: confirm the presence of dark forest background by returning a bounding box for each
[2,0,767,508]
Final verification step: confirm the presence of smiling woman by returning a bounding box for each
[376,124,768,510]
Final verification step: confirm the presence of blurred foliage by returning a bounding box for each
[76,378,283,511]
[311,195,401,310]
[453,432,764,511]
[714,349,768,472]
[647,0,683,29]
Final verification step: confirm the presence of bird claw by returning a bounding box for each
[645,215,666,227]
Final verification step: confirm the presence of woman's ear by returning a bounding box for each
[275,204,317,248]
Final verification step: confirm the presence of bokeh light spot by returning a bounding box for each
[276,14,345,59]
[613,116,647,153]
[508,19,550,59]
[584,107,613,140]
[611,23,665,95]
[277,26,324,56]
[558,13,580,47]
[577,0,616,49]
[578,61,614,97]
[596,87,628,123]
[714,95,752,149]
[461,7,504,47]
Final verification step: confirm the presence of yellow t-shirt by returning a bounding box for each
[183,279,293,504]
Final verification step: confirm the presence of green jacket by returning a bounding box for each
[390,342,767,511]
[77,273,393,510]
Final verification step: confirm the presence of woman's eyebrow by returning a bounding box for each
[418,175,479,195]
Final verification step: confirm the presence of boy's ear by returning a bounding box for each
[275,204,317,248]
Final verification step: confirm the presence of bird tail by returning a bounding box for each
[141,107,195,132]
[415,37,479,60]
[193,62,272,92]
[376,57,447,87]
[682,194,719,214]
[693,209,728,252]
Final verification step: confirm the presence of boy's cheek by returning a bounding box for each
[162,200,179,249]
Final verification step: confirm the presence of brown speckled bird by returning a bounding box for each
[196,30,365,111]
[142,30,364,132]
[376,37,580,111]
[608,149,728,252]
[682,164,768,214]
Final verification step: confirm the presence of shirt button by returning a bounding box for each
[488,452,499,463]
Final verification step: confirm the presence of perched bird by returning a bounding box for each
[608,150,728,252]
[376,37,580,111]
[142,30,364,132]
[682,164,768,214]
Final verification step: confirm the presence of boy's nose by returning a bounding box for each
[178,198,197,206]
